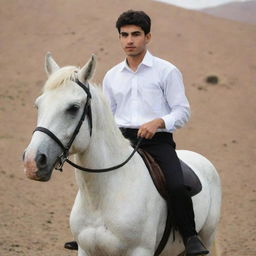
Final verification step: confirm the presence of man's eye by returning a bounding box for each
[120,33,128,37]
[66,104,80,115]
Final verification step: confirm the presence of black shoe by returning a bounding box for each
[185,235,209,256]
[64,240,78,250]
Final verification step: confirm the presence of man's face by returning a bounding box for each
[119,25,151,57]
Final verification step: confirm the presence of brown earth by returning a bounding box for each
[0,0,255,255]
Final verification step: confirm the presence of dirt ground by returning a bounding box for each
[0,0,255,255]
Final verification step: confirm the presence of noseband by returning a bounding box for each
[33,78,142,173]
[34,78,93,171]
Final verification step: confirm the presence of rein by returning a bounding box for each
[65,137,143,173]
[33,78,142,173]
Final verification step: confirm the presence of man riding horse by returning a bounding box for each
[65,10,209,256]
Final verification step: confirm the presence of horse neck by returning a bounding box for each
[74,86,133,201]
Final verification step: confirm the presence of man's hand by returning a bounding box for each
[138,118,165,139]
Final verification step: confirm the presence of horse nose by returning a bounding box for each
[35,153,48,169]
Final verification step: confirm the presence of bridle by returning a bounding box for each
[33,78,142,173]
[34,78,92,171]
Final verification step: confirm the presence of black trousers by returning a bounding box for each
[120,128,197,241]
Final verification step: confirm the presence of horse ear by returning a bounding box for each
[78,55,96,83]
[45,52,60,76]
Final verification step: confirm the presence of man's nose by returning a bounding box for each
[127,35,134,44]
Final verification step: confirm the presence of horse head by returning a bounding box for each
[23,53,96,181]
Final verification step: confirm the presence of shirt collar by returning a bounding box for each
[119,50,153,72]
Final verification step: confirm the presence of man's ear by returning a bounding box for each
[145,32,151,44]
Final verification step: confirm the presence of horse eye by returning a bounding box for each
[66,104,80,114]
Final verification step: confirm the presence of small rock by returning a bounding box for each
[206,75,219,84]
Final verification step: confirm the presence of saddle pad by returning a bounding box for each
[138,149,202,199]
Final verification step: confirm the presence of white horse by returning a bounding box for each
[23,54,221,256]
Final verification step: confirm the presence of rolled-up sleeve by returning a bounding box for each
[161,68,190,131]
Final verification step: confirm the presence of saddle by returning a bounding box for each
[137,149,202,200]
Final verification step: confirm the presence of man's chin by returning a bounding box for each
[124,48,146,58]
[126,51,140,57]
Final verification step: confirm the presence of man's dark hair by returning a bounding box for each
[116,10,151,35]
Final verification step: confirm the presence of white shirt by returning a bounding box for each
[103,51,190,132]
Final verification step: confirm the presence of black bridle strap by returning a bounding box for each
[65,136,143,173]
[34,126,67,151]
[74,79,92,137]
[34,79,92,154]
[65,98,91,150]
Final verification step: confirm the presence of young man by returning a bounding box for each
[65,10,209,255]
[103,10,209,256]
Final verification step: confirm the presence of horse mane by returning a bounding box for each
[91,85,129,142]
[43,66,79,91]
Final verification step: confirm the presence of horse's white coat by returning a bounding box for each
[24,55,221,256]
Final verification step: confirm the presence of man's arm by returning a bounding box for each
[138,67,190,139]
[161,67,190,131]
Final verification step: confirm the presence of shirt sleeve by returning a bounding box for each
[102,72,117,115]
[161,67,191,131]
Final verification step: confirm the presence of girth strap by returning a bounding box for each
[154,205,173,256]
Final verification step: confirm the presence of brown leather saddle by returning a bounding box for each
[138,149,202,199]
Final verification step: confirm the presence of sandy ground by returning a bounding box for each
[0,0,256,255]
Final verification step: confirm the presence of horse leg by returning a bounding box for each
[209,238,221,256]
[77,246,89,256]
[198,190,221,255]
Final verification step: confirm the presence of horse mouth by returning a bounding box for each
[36,167,55,181]
[23,157,53,182]
[24,168,52,182]
[35,175,51,182]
